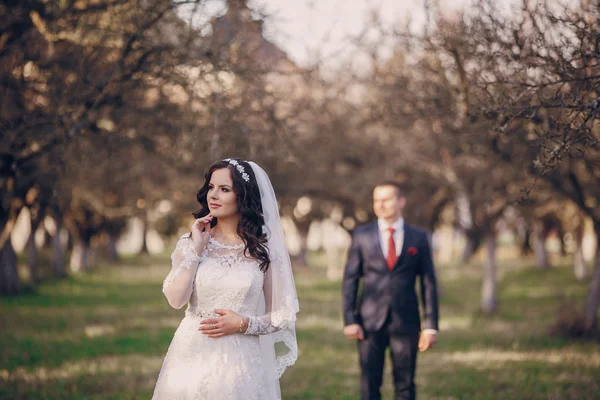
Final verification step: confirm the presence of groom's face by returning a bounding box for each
[373,185,406,221]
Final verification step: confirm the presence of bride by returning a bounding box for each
[152,158,299,400]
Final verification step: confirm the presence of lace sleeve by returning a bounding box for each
[245,315,279,335]
[244,264,292,335]
[244,271,279,335]
[162,236,203,309]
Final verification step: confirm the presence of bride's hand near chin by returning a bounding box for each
[198,309,248,338]
[191,215,212,255]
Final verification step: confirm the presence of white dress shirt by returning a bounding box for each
[377,217,438,336]
[377,217,404,258]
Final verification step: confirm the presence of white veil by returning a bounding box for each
[248,162,300,395]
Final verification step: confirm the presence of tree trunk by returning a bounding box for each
[52,217,66,278]
[574,225,588,281]
[455,190,477,264]
[66,229,73,251]
[107,233,119,261]
[461,229,481,264]
[26,229,38,285]
[26,205,46,285]
[583,222,600,331]
[520,227,533,257]
[437,226,455,264]
[70,239,90,272]
[292,216,311,268]
[557,224,567,258]
[323,219,344,280]
[481,233,497,314]
[326,246,345,281]
[139,215,149,255]
[0,200,23,295]
[0,238,21,295]
[50,212,66,278]
[534,222,551,270]
[294,232,308,268]
[43,227,53,249]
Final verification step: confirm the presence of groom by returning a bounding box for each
[342,181,439,400]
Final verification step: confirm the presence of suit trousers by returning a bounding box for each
[357,315,419,400]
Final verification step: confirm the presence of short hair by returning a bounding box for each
[374,180,405,198]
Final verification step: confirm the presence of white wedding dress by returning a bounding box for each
[152,235,291,400]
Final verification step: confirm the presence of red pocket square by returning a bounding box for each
[407,247,418,256]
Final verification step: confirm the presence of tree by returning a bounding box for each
[0,0,207,292]
[471,0,600,329]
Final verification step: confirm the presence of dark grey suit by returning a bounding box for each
[342,221,439,400]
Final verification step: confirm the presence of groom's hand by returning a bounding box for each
[418,331,437,352]
[343,324,364,340]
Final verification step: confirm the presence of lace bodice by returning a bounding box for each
[162,235,276,335]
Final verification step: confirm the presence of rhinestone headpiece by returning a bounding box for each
[223,158,250,182]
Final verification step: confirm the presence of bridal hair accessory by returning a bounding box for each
[223,158,250,182]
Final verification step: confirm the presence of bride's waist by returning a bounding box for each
[184,307,252,319]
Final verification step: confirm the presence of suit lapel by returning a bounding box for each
[368,223,388,267]
[394,224,412,269]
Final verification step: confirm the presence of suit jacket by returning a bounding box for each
[342,221,439,334]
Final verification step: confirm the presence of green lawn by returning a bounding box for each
[1,254,599,400]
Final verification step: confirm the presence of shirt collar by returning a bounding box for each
[378,217,404,233]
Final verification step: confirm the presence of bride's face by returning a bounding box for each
[207,168,239,218]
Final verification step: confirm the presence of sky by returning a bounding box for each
[251,0,474,68]
[176,0,523,72]
[255,0,578,70]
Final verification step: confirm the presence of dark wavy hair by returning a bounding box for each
[192,158,270,271]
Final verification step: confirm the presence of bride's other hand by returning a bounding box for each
[191,215,212,254]
[198,309,247,338]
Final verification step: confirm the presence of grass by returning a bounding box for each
[1,253,599,400]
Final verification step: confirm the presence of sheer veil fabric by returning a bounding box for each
[248,162,300,394]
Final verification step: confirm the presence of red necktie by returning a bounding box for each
[386,227,397,270]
